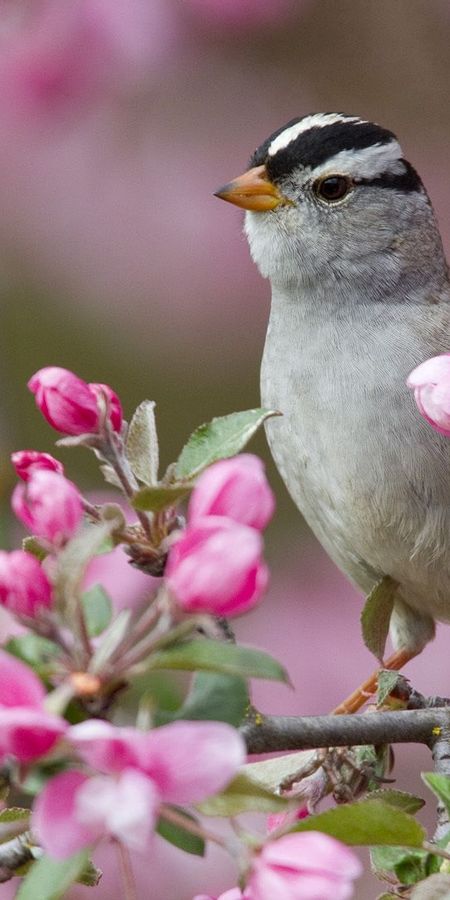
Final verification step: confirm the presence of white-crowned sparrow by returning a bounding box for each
[216,113,450,704]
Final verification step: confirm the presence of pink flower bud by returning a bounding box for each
[248,832,362,900]
[89,382,123,433]
[0,651,66,763]
[28,366,122,435]
[407,354,450,437]
[166,516,268,616]
[12,469,83,547]
[0,550,53,617]
[189,454,275,531]
[11,450,64,481]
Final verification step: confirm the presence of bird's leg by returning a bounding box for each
[330,648,417,716]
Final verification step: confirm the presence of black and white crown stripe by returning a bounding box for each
[249,113,423,193]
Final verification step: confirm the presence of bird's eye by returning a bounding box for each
[314,175,351,203]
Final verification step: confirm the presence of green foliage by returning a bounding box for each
[17,850,91,900]
[422,772,450,816]
[157,809,205,856]
[172,671,249,727]
[377,670,404,707]
[22,536,48,561]
[291,798,425,847]
[0,807,30,824]
[132,483,191,512]
[198,772,288,816]
[81,584,113,637]
[174,408,280,480]
[5,634,58,679]
[147,638,289,682]
[361,576,397,661]
[126,400,159,485]
[368,789,425,815]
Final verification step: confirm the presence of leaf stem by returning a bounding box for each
[159,805,229,851]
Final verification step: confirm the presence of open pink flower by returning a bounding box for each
[407,354,450,437]
[189,455,274,531]
[0,651,66,763]
[11,450,64,481]
[166,516,268,616]
[33,768,159,858]
[12,468,83,548]
[28,366,122,435]
[248,832,362,900]
[0,550,53,617]
[35,719,245,858]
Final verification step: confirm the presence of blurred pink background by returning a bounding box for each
[1,1,450,897]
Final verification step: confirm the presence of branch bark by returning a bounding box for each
[242,708,450,754]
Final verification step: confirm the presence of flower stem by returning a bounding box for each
[115,841,137,900]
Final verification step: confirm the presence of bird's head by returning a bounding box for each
[215,113,438,290]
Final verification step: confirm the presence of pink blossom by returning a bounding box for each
[166,517,268,616]
[189,455,275,531]
[36,719,245,858]
[28,366,122,435]
[69,719,246,802]
[33,769,160,859]
[248,832,362,900]
[266,806,309,833]
[11,450,64,481]
[0,651,66,763]
[407,354,450,436]
[12,468,83,547]
[1,0,178,114]
[0,550,53,617]
[88,382,123,432]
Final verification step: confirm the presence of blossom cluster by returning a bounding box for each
[0,365,362,899]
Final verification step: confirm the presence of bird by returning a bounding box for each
[215,112,450,712]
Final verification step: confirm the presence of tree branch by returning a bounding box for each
[242,708,450,755]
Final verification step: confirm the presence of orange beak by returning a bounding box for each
[214,164,291,212]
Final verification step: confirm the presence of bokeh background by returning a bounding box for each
[2,1,450,897]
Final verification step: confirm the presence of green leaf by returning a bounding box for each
[198,772,288,817]
[361,576,397,661]
[147,639,289,683]
[242,750,317,794]
[422,773,450,817]
[0,807,29,824]
[291,798,425,847]
[54,520,122,616]
[126,400,159,485]
[371,846,428,884]
[173,672,249,727]
[77,859,102,887]
[90,609,132,674]
[368,789,425,815]
[22,536,48,561]
[17,850,90,900]
[157,808,205,856]
[132,483,191,512]
[377,670,404,707]
[81,584,112,637]
[174,408,280,480]
[5,634,58,678]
